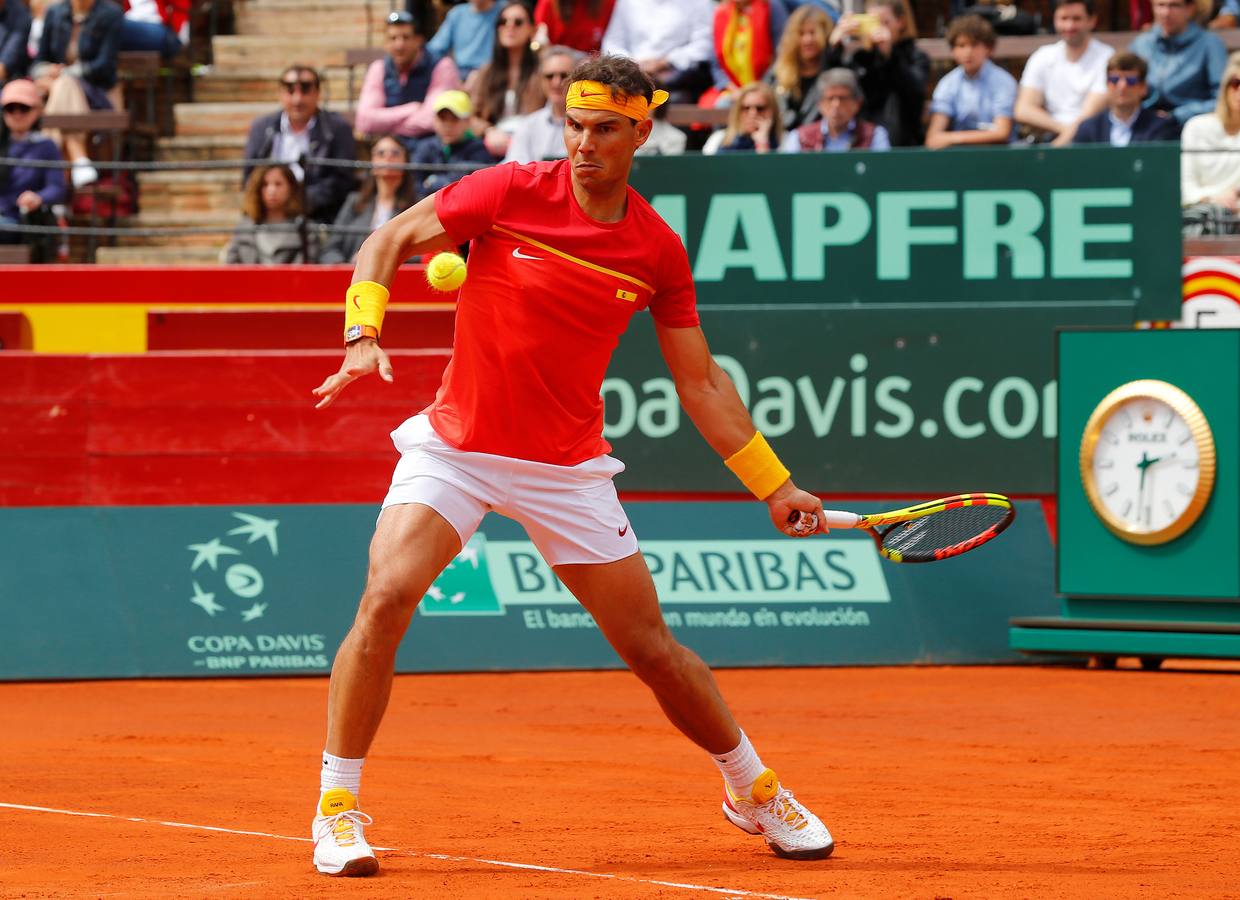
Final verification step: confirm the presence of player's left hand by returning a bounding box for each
[312,338,393,409]
[765,481,828,537]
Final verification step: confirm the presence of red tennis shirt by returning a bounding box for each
[427,159,700,466]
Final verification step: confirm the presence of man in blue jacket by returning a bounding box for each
[1073,52,1180,144]
[1129,0,1227,127]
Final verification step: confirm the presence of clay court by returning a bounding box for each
[3,662,1239,898]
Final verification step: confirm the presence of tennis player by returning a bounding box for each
[310,54,834,876]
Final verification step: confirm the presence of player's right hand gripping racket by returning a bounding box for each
[789,493,1015,563]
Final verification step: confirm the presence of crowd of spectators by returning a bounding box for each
[4,0,1240,258]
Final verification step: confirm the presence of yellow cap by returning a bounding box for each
[433,89,473,119]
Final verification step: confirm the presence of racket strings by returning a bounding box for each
[879,504,1011,556]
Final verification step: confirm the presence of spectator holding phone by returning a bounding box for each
[824,0,927,145]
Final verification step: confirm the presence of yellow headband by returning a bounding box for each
[566,80,669,121]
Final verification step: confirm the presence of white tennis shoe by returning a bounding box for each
[312,788,379,876]
[722,768,835,860]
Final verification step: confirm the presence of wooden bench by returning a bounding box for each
[916,26,1240,63]
[1183,236,1240,257]
[345,47,385,110]
[0,245,32,264]
[664,105,730,128]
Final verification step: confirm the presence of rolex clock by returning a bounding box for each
[1079,379,1216,545]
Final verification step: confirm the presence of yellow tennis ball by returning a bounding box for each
[425,252,467,292]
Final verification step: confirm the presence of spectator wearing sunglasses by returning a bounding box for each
[466,1,545,158]
[356,10,462,140]
[503,45,577,163]
[701,80,783,154]
[0,0,34,86]
[1073,52,1178,144]
[242,64,358,223]
[0,78,66,245]
[425,0,501,80]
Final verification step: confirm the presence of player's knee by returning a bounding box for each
[623,629,685,685]
[354,583,419,641]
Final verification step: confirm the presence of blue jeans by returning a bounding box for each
[119,18,182,59]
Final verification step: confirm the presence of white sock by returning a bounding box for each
[70,158,98,189]
[711,730,768,795]
[320,751,364,800]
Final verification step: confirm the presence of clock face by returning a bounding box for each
[1080,380,1217,545]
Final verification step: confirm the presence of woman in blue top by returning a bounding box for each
[0,79,67,246]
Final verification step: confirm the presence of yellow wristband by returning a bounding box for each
[724,432,791,500]
[344,280,390,341]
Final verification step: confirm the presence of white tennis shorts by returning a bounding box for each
[381,415,640,566]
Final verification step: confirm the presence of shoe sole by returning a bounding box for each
[722,804,834,861]
[316,856,379,877]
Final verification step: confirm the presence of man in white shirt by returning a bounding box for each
[1014,0,1111,145]
[601,0,715,102]
[503,46,577,164]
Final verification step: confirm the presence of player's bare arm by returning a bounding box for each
[312,194,457,409]
[654,322,827,535]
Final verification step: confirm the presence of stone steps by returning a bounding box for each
[119,210,238,247]
[96,245,225,265]
[233,0,387,37]
[137,170,243,215]
[211,35,377,72]
[174,99,352,136]
[193,67,352,105]
[156,135,248,161]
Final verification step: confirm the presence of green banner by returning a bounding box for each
[630,146,1181,321]
[1,501,1056,680]
[605,304,1132,495]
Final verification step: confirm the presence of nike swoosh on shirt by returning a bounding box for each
[512,247,542,260]
[618,523,629,537]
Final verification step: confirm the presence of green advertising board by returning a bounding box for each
[1,501,1055,680]
[606,304,1132,495]
[630,145,1180,319]
[603,146,1182,496]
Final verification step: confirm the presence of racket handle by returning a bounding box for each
[786,510,863,531]
[823,510,863,529]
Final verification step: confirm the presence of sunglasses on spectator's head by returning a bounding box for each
[499,14,529,25]
[280,79,318,93]
[740,102,769,112]
[1228,78,1240,91]
[1106,74,1141,86]
[2,103,33,114]
[387,10,415,25]
[543,71,571,82]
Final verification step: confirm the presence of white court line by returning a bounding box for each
[2,801,818,900]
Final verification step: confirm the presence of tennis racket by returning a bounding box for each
[788,493,1015,563]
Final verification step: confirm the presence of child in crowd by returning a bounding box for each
[925,14,1016,148]
[407,89,497,198]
